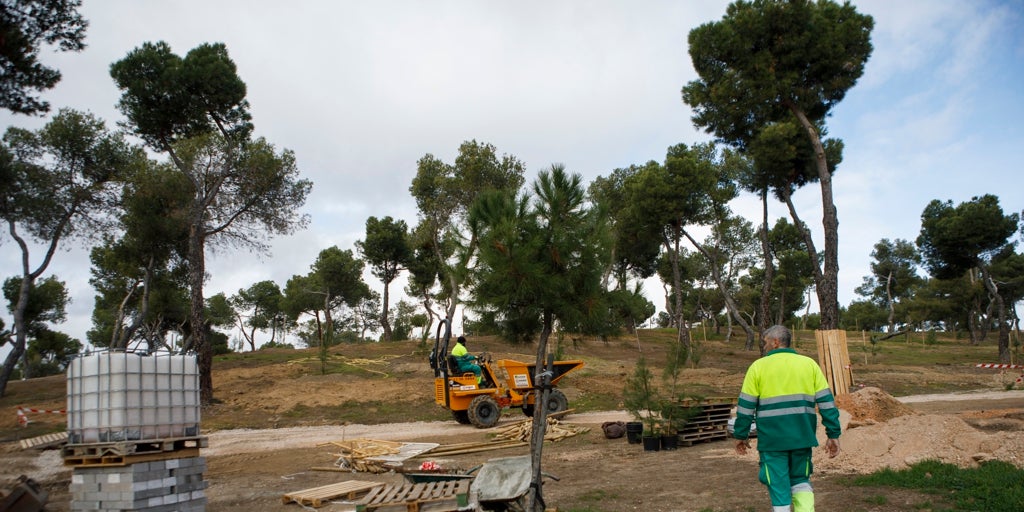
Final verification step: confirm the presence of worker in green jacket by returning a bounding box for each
[732,325,841,512]
[451,336,482,384]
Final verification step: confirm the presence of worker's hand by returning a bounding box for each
[825,438,840,458]
[735,439,751,455]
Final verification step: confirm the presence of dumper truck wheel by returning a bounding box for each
[452,409,471,424]
[468,395,501,428]
[544,389,569,415]
[522,389,569,417]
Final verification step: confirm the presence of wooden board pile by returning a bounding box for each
[322,439,405,473]
[815,329,853,396]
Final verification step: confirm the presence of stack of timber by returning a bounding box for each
[675,397,736,446]
[413,439,527,458]
[320,439,405,473]
[815,330,853,396]
[493,417,590,443]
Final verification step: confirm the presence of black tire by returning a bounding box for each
[543,389,569,415]
[468,395,501,428]
[452,409,471,424]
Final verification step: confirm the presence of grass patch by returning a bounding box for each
[575,489,619,502]
[854,459,1024,511]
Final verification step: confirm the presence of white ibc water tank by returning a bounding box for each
[66,351,200,444]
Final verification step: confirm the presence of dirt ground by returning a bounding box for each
[3,335,1024,511]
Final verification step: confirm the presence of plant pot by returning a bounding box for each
[625,422,643,444]
[642,435,661,451]
[660,433,678,451]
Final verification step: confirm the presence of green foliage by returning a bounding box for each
[854,460,1024,511]
[917,195,1018,280]
[230,280,285,351]
[622,356,659,435]
[855,238,923,332]
[843,300,888,332]
[408,139,527,339]
[110,41,252,149]
[469,165,612,346]
[357,216,412,341]
[683,0,874,330]
[683,0,874,145]
[24,327,81,376]
[259,340,294,350]
[0,0,88,115]
[209,330,231,355]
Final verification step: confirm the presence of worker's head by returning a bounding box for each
[762,325,791,349]
[457,336,466,346]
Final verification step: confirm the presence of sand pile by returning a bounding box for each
[813,387,1024,474]
[834,386,917,425]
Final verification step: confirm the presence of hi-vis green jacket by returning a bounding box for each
[733,348,841,452]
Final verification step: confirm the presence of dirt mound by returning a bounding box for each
[835,386,917,425]
[814,412,1024,474]
[806,387,1024,474]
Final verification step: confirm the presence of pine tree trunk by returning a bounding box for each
[787,103,840,330]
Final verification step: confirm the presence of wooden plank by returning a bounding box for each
[815,331,834,393]
[829,331,849,394]
[19,431,67,450]
[282,480,384,508]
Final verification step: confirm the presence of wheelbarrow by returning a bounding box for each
[471,455,558,512]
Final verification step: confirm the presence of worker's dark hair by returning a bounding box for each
[763,325,792,347]
[457,336,466,345]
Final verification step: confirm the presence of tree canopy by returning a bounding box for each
[0,0,88,115]
[917,195,1019,361]
[0,109,141,396]
[110,41,311,402]
[683,0,873,330]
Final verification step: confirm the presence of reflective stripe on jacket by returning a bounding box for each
[732,348,841,452]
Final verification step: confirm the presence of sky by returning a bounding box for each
[2,0,1023,350]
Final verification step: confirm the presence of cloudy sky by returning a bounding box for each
[2,0,1022,348]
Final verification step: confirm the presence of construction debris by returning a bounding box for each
[316,439,439,473]
[0,475,48,512]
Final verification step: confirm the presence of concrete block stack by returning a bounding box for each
[70,456,207,512]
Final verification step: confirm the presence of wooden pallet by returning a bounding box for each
[63,447,201,467]
[282,480,385,508]
[356,480,470,512]
[62,437,207,467]
[19,431,68,450]
[678,428,728,446]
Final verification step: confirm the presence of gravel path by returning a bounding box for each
[203,410,632,456]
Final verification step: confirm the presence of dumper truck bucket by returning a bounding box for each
[497,359,584,391]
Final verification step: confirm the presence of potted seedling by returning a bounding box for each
[623,356,660,450]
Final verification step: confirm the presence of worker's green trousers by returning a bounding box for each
[759,448,815,511]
